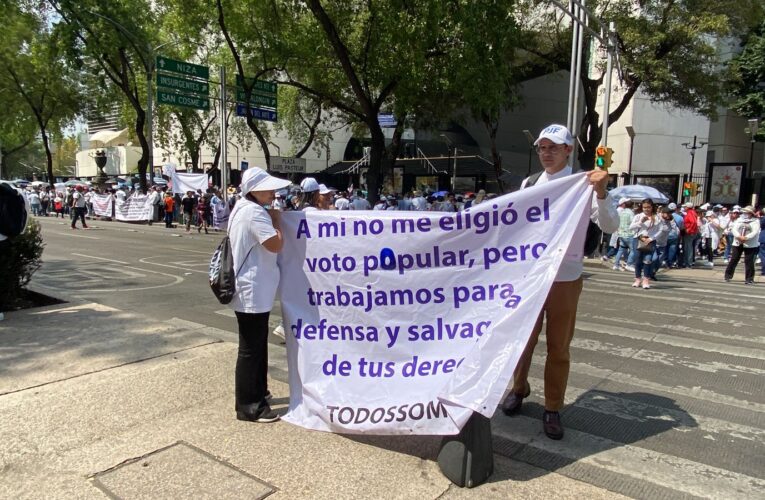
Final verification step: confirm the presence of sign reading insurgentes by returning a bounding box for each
[155,56,210,111]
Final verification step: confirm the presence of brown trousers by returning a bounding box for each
[511,277,583,411]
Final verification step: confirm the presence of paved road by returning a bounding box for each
[30,216,765,499]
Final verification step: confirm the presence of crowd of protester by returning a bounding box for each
[599,199,764,286]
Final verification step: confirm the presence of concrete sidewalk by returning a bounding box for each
[0,295,624,499]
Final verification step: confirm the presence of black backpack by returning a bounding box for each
[209,235,237,304]
[0,182,28,238]
[524,171,602,256]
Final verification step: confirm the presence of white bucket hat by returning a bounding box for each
[240,167,291,193]
[300,177,320,193]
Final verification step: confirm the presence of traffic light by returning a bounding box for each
[690,182,700,196]
[682,182,692,197]
[594,146,614,169]
[595,146,607,169]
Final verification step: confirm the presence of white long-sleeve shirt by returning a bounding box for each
[521,166,619,282]
[731,217,761,248]
[629,213,668,243]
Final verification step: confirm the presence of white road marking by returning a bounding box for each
[139,256,207,274]
[492,415,765,499]
[169,247,214,255]
[215,309,236,318]
[71,253,129,265]
[32,266,184,293]
[47,231,100,240]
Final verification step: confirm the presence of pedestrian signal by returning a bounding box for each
[682,182,692,197]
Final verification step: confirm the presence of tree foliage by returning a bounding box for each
[728,18,765,139]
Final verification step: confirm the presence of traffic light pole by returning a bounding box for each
[601,22,615,147]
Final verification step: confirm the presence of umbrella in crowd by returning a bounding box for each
[64,179,90,187]
[609,184,670,204]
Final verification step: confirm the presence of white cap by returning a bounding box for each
[741,205,755,214]
[705,210,714,216]
[618,197,631,205]
[534,124,574,146]
[240,167,291,193]
[667,203,677,210]
[700,203,710,210]
[733,205,742,210]
[683,202,694,208]
[300,177,320,193]
[318,184,336,195]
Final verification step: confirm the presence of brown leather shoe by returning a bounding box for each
[542,410,564,440]
[501,383,531,415]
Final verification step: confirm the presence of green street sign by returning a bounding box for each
[157,74,209,96]
[235,75,277,96]
[157,90,209,110]
[235,89,277,108]
[156,56,209,80]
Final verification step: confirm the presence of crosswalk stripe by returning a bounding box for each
[491,414,765,499]
[576,320,765,358]
[588,277,765,300]
[581,284,760,310]
[524,376,765,443]
[564,336,765,376]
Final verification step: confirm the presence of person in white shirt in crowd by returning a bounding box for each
[70,185,89,229]
[298,177,321,211]
[333,190,350,210]
[720,206,734,263]
[700,210,721,267]
[373,196,388,210]
[612,197,633,271]
[27,189,41,216]
[271,192,285,211]
[629,198,667,288]
[228,167,292,423]
[349,190,372,210]
[385,195,399,210]
[410,190,428,211]
[650,207,679,279]
[318,184,337,210]
[724,205,761,284]
[501,123,618,441]
[146,186,160,225]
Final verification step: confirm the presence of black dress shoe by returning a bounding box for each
[542,410,564,440]
[501,383,531,415]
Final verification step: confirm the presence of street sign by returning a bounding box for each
[235,89,277,108]
[271,156,306,174]
[156,74,209,96]
[235,75,277,96]
[156,56,209,80]
[157,90,209,111]
[378,114,397,128]
[235,104,277,122]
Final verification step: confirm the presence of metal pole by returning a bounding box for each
[627,135,634,178]
[601,22,615,147]
[566,0,579,131]
[220,66,228,201]
[147,62,154,186]
[571,0,586,139]
[452,148,457,191]
[689,135,697,178]
[526,147,533,177]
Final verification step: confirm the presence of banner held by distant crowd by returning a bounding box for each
[277,173,594,435]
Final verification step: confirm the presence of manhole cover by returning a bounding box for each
[93,441,275,499]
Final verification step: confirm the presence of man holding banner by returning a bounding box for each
[500,124,618,440]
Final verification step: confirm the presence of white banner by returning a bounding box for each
[91,194,113,218]
[171,172,208,194]
[115,194,152,221]
[277,173,593,435]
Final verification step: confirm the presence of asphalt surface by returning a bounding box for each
[24,215,765,499]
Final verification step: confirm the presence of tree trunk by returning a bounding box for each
[134,106,149,192]
[366,124,386,202]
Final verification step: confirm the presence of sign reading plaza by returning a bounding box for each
[271,156,307,174]
[235,74,277,121]
[155,56,210,111]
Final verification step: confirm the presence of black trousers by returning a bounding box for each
[724,245,757,283]
[71,207,87,228]
[234,311,270,408]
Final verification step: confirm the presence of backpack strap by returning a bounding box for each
[523,171,544,189]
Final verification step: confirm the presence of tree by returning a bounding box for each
[50,0,157,192]
[0,3,81,183]
[728,18,765,139]
[518,0,763,169]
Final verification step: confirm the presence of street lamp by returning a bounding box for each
[681,135,708,179]
[625,125,636,180]
[523,130,535,176]
[747,118,759,178]
[440,134,457,191]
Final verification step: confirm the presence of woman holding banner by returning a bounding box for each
[228,167,292,423]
